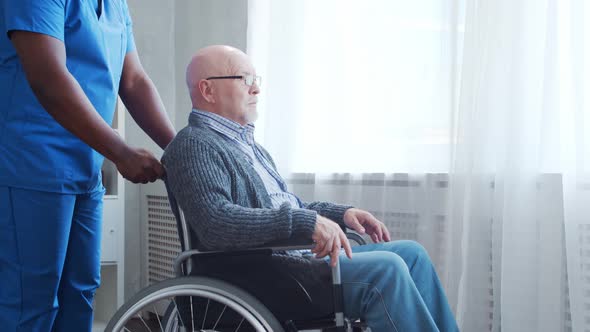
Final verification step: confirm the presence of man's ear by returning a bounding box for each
[198,79,215,103]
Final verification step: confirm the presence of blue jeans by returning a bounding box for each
[0,187,104,332]
[340,240,459,332]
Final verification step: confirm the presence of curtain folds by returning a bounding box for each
[247,1,589,331]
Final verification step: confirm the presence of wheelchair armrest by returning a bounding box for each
[174,232,364,276]
[266,231,366,248]
[265,230,367,247]
[173,236,315,276]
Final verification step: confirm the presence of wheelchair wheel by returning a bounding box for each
[105,276,284,332]
[346,232,366,246]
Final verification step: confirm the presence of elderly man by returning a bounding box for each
[163,45,459,332]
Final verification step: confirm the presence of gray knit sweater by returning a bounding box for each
[162,113,352,251]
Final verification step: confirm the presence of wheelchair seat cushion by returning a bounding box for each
[190,251,335,323]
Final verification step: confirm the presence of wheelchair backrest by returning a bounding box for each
[163,179,192,254]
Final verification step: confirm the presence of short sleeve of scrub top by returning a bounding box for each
[121,0,136,53]
[2,0,65,41]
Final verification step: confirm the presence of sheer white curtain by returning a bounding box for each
[448,0,589,331]
[247,0,589,331]
[247,0,461,173]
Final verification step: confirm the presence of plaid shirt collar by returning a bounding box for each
[190,109,256,145]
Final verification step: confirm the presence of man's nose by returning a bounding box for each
[250,84,260,94]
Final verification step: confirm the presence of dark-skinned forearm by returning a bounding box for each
[119,75,175,150]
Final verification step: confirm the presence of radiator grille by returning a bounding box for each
[146,195,181,285]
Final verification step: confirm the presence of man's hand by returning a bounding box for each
[343,208,391,243]
[115,147,164,184]
[312,215,352,266]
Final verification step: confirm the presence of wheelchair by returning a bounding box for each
[105,184,368,332]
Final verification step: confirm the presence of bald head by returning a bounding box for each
[186,45,247,107]
[186,45,260,125]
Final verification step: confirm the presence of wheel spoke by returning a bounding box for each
[137,313,154,332]
[153,305,163,331]
[234,317,245,331]
[212,305,227,330]
[190,296,195,332]
[201,298,210,330]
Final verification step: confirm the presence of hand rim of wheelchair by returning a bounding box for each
[105,276,284,332]
[345,232,366,246]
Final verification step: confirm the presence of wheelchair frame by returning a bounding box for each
[105,184,367,332]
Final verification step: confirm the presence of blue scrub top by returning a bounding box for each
[0,0,136,193]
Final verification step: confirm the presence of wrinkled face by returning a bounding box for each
[212,53,260,125]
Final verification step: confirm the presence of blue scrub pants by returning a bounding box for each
[0,186,103,332]
[341,240,459,332]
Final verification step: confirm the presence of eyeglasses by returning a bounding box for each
[206,75,262,87]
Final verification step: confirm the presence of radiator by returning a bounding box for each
[141,182,180,286]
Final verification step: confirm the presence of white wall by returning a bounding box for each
[123,0,248,300]
[173,0,248,129]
